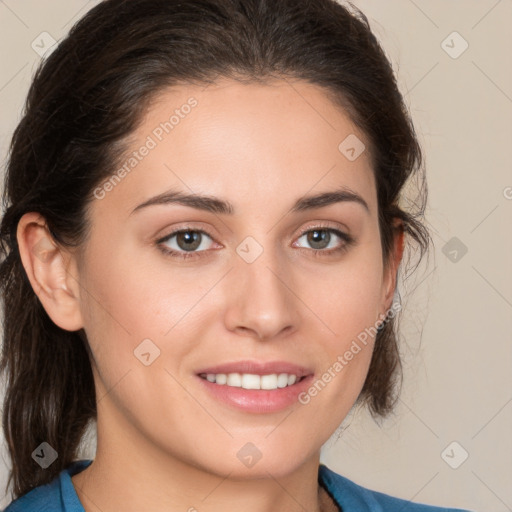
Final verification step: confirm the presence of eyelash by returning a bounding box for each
[155,223,355,261]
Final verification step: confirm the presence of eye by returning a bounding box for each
[293,225,354,256]
[157,229,216,260]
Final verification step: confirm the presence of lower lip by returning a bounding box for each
[196,375,314,413]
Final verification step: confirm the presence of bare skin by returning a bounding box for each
[17,78,403,512]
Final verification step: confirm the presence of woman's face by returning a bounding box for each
[69,78,400,478]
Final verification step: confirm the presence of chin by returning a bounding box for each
[187,435,320,481]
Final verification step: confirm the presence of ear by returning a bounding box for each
[381,218,405,313]
[16,212,84,331]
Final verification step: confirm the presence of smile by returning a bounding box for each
[195,361,314,413]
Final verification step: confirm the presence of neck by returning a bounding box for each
[72,413,331,512]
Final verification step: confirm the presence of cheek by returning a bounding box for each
[311,241,385,346]
[79,234,172,334]
[295,239,384,410]
[78,238,213,382]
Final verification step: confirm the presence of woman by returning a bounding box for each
[0,0,473,510]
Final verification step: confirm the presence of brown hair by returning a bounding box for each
[0,0,430,500]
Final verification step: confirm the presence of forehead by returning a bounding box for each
[92,78,377,220]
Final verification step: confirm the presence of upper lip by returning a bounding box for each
[196,360,313,377]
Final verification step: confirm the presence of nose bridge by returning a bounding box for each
[223,235,298,340]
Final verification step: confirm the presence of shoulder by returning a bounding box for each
[2,459,92,512]
[318,464,474,512]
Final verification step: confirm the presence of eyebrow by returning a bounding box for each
[130,186,370,216]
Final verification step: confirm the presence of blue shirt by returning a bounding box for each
[3,459,472,511]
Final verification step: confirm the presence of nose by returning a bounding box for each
[223,245,300,341]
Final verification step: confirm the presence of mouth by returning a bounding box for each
[195,361,314,413]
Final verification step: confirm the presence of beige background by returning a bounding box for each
[0,1,510,510]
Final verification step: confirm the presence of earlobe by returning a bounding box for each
[16,212,84,331]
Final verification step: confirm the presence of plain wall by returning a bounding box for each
[0,1,510,510]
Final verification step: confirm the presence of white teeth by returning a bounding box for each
[241,374,260,389]
[227,373,242,387]
[202,372,301,390]
[215,373,227,385]
[260,374,278,390]
[277,373,289,388]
